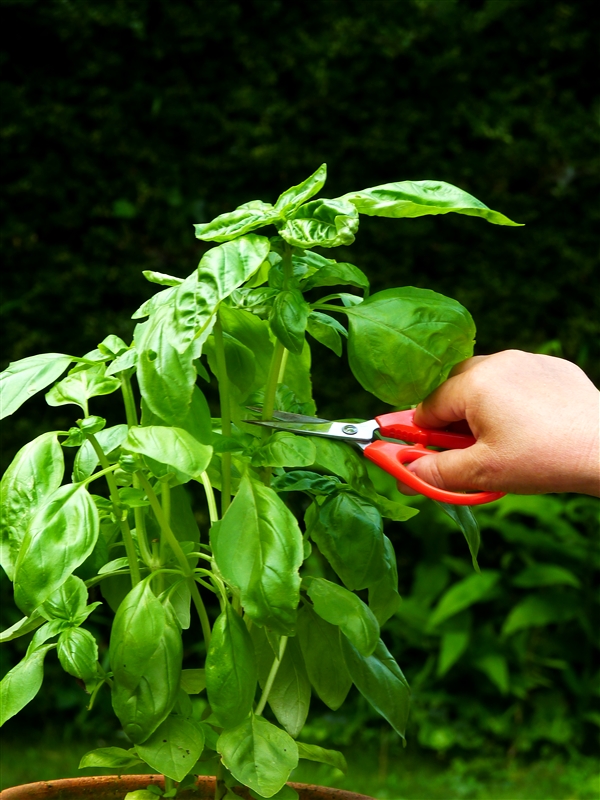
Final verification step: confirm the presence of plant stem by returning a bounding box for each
[87,434,141,586]
[200,471,219,524]
[164,776,175,794]
[137,470,211,648]
[262,340,286,426]
[160,481,171,565]
[213,314,232,516]
[255,636,288,716]
[120,373,139,426]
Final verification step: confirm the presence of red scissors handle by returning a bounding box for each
[375,409,476,449]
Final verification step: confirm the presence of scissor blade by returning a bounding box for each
[245,406,330,424]
[246,417,379,444]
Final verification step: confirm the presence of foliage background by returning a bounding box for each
[1,0,599,775]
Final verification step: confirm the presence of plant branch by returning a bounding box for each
[255,636,288,716]
[213,314,232,515]
[200,471,219,524]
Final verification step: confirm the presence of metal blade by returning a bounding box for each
[246,416,379,444]
[245,406,331,424]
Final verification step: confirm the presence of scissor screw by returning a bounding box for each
[342,424,359,435]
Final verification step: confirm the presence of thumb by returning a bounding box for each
[405,445,490,492]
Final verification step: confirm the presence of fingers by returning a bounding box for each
[413,370,472,429]
[397,444,495,493]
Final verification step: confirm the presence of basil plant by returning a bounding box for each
[0,166,519,798]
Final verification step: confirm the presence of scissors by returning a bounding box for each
[247,407,505,506]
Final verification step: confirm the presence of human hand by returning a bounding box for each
[399,350,600,497]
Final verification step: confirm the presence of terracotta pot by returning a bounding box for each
[0,775,374,800]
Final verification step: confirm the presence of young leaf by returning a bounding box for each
[435,501,481,571]
[269,289,310,355]
[105,347,138,376]
[180,669,206,695]
[205,604,257,730]
[274,164,327,216]
[340,637,410,740]
[0,353,73,420]
[0,614,45,644]
[212,475,303,635]
[301,261,369,292]
[307,492,385,591]
[73,424,129,482]
[14,484,100,615]
[79,747,143,769]
[251,432,316,469]
[345,287,476,406]
[0,644,55,726]
[57,627,99,684]
[46,364,121,414]
[141,386,212,446]
[306,313,344,357]
[428,571,500,628]
[124,426,212,482]
[194,203,282,243]
[0,432,64,581]
[296,741,347,773]
[41,574,88,621]
[368,535,402,625]
[340,180,522,226]
[271,471,341,496]
[306,577,379,657]
[217,714,299,797]
[142,270,184,287]
[279,198,359,249]
[136,715,205,782]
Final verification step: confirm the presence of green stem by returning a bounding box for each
[120,373,139,427]
[255,636,288,716]
[213,314,232,516]
[87,435,141,586]
[160,481,171,565]
[200,471,219,525]
[137,470,212,648]
[262,340,286,425]
[164,776,175,794]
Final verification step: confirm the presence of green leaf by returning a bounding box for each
[308,492,384,591]
[79,747,143,769]
[502,592,580,636]
[136,715,205,782]
[141,387,212,447]
[73,424,128,482]
[296,741,347,773]
[340,179,522,226]
[428,571,500,628]
[435,502,481,571]
[206,604,257,729]
[252,628,311,738]
[57,627,99,685]
[41,575,88,621]
[251,432,316,469]
[346,287,476,406]
[512,564,581,589]
[142,270,183,287]
[301,260,369,292]
[194,203,282,243]
[279,198,359,249]
[105,347,138,376]
[0,432,64,581]
[0,644,55,726]
[14,484,100,615]
[135,306,197,425]
[437,611,471,677]
[205,331,257,402]
[306,313,344,356]
[46,364,121,414]
[0,353,73,420]
[368,535,402,625]
[473,653,509,694]
[306,577,379,657]
[97,334,129,357]
[274,164,327,216]
[296,605,351,711]
[217,714,299,797]
[0,614,44,644]
[269,290,310,355]
[212,475,303,635]
[341,637,410,740]
[124,426,212,482]
[271,471,341,496]
[180,669,206,695]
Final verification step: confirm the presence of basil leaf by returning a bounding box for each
[135,306,197,425]
[340,179,523,226]
[346,287,476,406]
[217,714,299,797]
[132,285,179,321]
[142,270,183,287]
[306,313,344,356]
[141,386,212,447]
[194,203,281,243]
[73,424,129,482]
[14,484,99,615]
[0,432,64,581]
[296,605,351,711]
[79,747,143,769]
[340,637,410,740]
[41,575,88,621]
[269,289,310,355]
[212,475,303,635]
[296,741,347,773]
[429,571,500,628]
[105,347,138,376]
[46,364,121,414]
[124,426,212,482]
[205,330,257,402]
[306,577,379,657]
[308,493,385,591]
[97,335,129,358]
[301,260,369,292]
[368,535,402,625]
[136,715,205,782]
[206,604,257,729]
[180,669,206,695]
[271,471,341,496]
[0,644,55,726]
[274,164,327,216]
[251,432,316,469]
[252,627,310,738]
[57,627,99,685]
[0,614,44,644]
[0,353,73,420]
[435,501,481,572]
[279,198,359,249]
